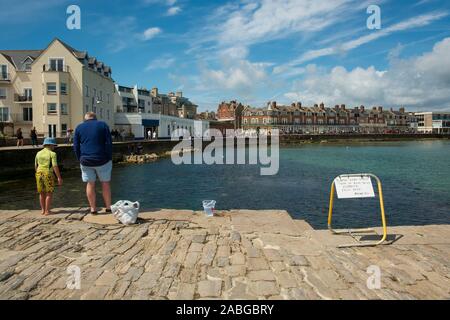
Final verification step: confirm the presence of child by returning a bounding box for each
[35,138,63,215]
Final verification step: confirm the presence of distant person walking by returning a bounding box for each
[66,129,73,145]
[73,112,113,214]
[30,127,38,147]
[16,128,24,147]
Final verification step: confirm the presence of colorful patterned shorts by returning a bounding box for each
[36,171,55,193]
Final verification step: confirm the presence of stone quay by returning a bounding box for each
[0,208,448,300]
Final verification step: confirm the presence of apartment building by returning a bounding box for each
[217,100,244,129]
[0,38,114,138]
[114,85,154,114]
[242,101,412,134]
[415,112,450,134]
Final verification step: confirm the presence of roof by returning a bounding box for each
[0,38,111,77]
[0,50,42,70]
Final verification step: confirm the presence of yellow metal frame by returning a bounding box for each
[327,173,387,248]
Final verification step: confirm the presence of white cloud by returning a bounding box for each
[284,37,450,110]
[215,0,354,47]
[200,60,269,92]
[142,27,162,40]
[146,56,176,70]
[167,6,181,16]
[288,11,448,65]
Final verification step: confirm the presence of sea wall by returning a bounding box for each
[0,134,448,179]
[0,140,181,180]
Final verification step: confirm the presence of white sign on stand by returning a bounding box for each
[334,175,375,199]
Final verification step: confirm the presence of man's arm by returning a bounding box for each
[73,127,81,160]
[105,124,113,160]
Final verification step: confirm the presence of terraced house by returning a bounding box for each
[0,38,114,138]
[242,101,413,134]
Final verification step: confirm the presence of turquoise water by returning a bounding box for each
[1,140,449,229]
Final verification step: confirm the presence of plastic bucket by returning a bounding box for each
[202,200,216,217]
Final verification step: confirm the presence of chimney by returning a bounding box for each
[334,105,339,110]
[296,102,302,108]
[314,103,318,108]
[377,106,383,112]
[399,107,405,113]
[360,105,365,112]
[272,101,277,108]
[341,104,346,110]
[320,102,325,110]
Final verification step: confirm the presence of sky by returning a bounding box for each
[1,0,450,111]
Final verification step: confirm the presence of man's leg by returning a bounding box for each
[44,193,53,215]
[39,192,46,214]
[86,182,97,212]
[101,182,112,210]
[97,161,113,211]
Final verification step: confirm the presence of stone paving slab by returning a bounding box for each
[0,208,449,300]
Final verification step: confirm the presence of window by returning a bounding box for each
[99,91,103,101]
[49,58,64,71]
[24,88,32,99]
[60,83,67,95]
[24,63,32,72]
[61,124,67,136]
[0,88,6,99]
[23,107,32,121]
[85,85,89,97]
[0,107,9,122]
[85,105,89,113]
[47,82,57,95]
[61,103,68,115]
[1,65,7,80]
[47,103,57,114]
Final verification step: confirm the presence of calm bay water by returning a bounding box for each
[1,140,449,229]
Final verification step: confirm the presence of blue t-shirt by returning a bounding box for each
[73,119,112,167]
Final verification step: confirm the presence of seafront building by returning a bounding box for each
[0,38,114,138]
[240,101,416,134]
[414,111,450,134]
[217,100,244,129]
[114,84,203,139]
[0,38,204,140]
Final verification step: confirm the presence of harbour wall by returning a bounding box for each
[0,134,448,180]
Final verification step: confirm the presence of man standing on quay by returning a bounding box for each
[73,112,113,214]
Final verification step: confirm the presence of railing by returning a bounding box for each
[14,94,32,102]
[42,64,70,72]
[0,113,32,123]
[0,73,10,81]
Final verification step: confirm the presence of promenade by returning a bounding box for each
[0,208,449,300]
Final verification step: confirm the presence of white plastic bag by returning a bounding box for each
[111,200,140,225]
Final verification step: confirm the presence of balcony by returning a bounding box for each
[43,65,70,73]
[0,73,10,82]
[14,94,32,103]
[0,113,32,123]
